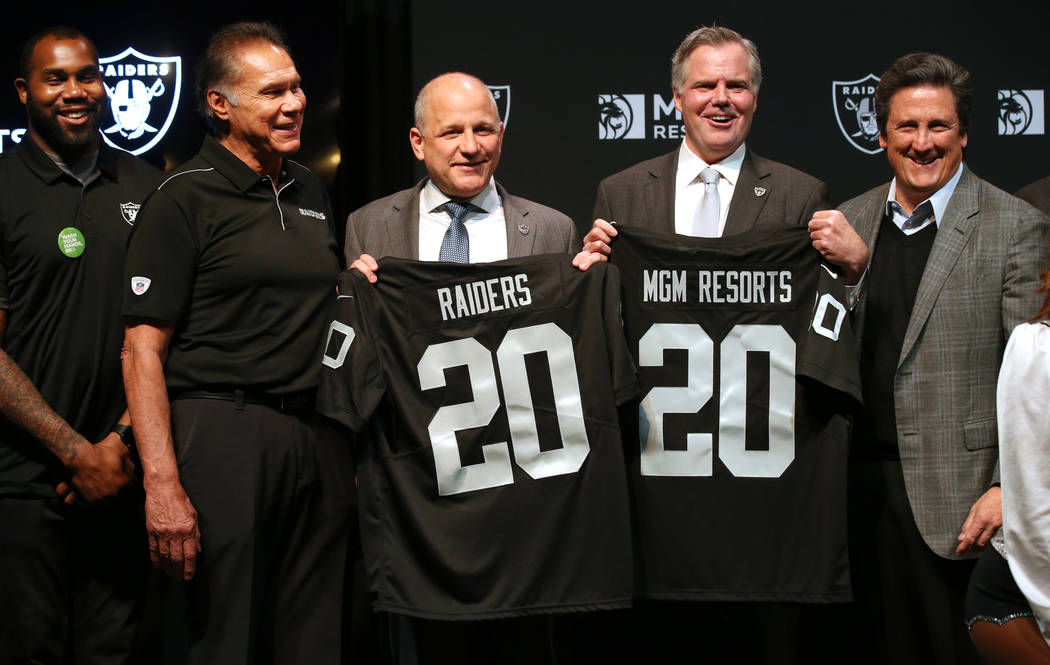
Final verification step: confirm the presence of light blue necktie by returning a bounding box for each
[692,167,721,237]
[439,200,472,263]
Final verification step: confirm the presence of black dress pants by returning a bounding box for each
[0,491,148,665]
[846,458,983,665]
[170,399,355,665]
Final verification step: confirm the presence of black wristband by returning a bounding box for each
[111,424,133,449]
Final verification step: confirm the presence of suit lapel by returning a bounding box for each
[724,151,770,235]
[644,151,678,233]
[899,166,980,367]
[393,180,425,259]
[500,184,537,258]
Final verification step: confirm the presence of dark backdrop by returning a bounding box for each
[4,1,1047,239]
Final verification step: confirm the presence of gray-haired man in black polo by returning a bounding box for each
[121,21,353,664]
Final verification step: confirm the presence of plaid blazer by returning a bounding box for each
[841,165,1050,558]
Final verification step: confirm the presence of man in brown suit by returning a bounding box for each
[574,25,867,283]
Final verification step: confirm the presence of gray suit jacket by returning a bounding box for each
[840,165,1050,558]
[344,180,576,263]
[592,148,828,234]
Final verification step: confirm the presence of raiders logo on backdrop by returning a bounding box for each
[120,202,141,225]
[998,89,1045,136]
[832,74,882,155]
[487,85,511,128]
[100,47,182,156]
[598,94,645,140]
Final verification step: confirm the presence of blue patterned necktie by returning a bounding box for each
[439,200,472,263]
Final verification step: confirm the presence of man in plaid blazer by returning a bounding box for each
[829,53,1050,664]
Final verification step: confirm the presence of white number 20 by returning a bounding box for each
[639,323,795,478]
[418,322,590,496]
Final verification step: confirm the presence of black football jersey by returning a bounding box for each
[610,225,862,602]
[317,255,639,619]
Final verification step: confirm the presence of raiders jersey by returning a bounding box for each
[611,225,862,602]
[317,255,639,619]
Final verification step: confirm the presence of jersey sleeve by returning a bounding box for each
[122,189,198,325]
[316,270,386,431]
[600,263,640,404]
[796,261,862,403]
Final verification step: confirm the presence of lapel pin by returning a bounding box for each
[518,223,530,236]
[754,186,767,197]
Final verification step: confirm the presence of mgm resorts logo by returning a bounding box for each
[100,47,182,155]
[598,94,684,140]
[998,89,1044,136]
[832,74,882,155]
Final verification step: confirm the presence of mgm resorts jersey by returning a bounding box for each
[317,255,639,619]
[611,225,862,602]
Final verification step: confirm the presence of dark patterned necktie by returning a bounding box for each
[901,200,935,232]
[439,200,472,263]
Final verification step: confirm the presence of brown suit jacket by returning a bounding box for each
[345,180,575,263]
[592,148,828,234]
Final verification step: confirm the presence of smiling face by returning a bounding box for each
[210,41,305,177]
[410,74,503,200]
[15,35,105,160]
[673,42,757,164]
[880,85,967,212]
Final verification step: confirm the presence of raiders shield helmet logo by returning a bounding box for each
[100,47,182,156]
[832,74,883,155]
[487,85,511,128]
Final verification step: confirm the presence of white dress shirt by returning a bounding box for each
[418,178,507,262]
[674,141,747,237]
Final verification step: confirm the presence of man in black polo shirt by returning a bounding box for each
[121,22,353,664]
[0,26,161,664]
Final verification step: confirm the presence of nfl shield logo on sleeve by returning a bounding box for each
[131,276,152,295]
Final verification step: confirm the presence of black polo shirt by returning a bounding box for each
[123,135,340,395]
[0,138,162,496]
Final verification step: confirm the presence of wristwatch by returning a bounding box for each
[111,424,134,449]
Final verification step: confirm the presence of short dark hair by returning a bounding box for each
[197,21,290,128]
[875,52,972,137]
[19,26,98,79]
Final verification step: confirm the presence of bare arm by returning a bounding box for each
[0,310,132,501]
[122,321,199,580]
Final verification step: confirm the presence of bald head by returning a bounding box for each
[414,73,498,136]
[409,72,504,200]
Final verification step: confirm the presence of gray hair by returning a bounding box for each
[414,72,498,136]
[197,21,291,128]
[671,26,762,94]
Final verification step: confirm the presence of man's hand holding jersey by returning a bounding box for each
[571,219,617,271]
[350,253,380,283]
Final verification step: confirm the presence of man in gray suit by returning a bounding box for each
[829,53,1050,665]
[574,25,868,283]
[343,71,574,665]
[348,72,574,279]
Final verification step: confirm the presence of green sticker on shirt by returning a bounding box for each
[57,227,86,258]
